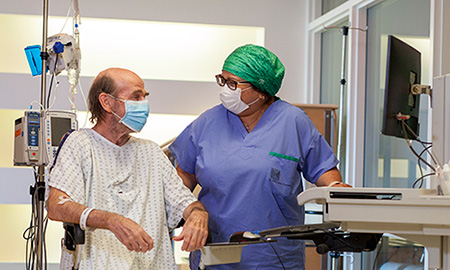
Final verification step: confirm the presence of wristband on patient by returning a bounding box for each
[327,181,342,187]
[80,207,94,231]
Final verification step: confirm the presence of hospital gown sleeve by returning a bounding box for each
[48,132,88,204]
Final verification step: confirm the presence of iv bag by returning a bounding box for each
[47,33,77,75]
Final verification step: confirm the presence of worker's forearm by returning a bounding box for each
[176,166,198,191]
[315,167,352,188]
[182,201,207,220]
[315,167,342,186]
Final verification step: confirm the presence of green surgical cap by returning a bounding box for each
[222,44,285,96]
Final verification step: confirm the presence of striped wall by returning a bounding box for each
[0,0,308,267]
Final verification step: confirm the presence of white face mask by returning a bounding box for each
[219,85,259,115]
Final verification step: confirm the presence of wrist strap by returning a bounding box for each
[80,207,94,231]
[327,181,342,187]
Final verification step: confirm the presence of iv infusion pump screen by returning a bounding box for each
[51,117,72,147]
[14,110,78,166]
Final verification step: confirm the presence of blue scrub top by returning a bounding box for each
[170,100,338,270]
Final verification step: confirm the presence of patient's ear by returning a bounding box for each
[98,92,113,113]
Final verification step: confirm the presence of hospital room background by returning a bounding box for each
[1,0,449,269]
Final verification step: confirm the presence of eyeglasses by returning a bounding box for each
[215,74,251,91]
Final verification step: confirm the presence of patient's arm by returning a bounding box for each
[47,187,154,253]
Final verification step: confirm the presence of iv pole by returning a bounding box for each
[33,1,80,268]
[324,24,367,270]
[325,24,367,169]
[36,0,49,269]
[336,26,348,167]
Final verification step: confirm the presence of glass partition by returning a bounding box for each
[364,0,431,189]
[322,0,348,15]
[362,0,430,268]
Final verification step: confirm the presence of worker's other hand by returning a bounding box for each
[173,209,208,251]
[331,182,353,188]
[108,213,154,253]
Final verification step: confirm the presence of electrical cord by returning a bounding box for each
[23,216,36,270]
[413,173,435,189]
[414,145,436,188]
[262,239,286,270]
[43,216,48,270]
[24,167,38,270]
[417,145,432,182]
[24,167,48,270]
[46,54,59,108]
[402,121,439,168]
[399,120,439,189]
[401,120,436,173]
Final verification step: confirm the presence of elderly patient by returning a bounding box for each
[47,68,208,270]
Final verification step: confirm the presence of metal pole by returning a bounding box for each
[337,26,349,169]
[37,0,49,269]
[36,169,46,270]
[330,252,341,270]
[40,0,48,109]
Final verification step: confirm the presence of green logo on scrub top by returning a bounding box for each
[269,152,299,162]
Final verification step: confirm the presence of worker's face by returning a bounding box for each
[219,70,265,116]
[219,71,259,104]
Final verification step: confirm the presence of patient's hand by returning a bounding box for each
[107,213,154,253]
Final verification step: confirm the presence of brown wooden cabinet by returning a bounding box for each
[293,103,338,154]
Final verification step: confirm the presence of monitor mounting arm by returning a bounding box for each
[411,84,432,107]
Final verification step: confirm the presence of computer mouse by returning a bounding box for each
[228,231,261,243]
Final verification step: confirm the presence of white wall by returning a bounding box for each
[1,0,308,115]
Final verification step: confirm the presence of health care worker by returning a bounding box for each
[169,44,351,269]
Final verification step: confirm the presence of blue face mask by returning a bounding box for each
[108,94,150,132]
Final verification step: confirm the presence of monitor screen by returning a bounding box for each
[51,117,72,146]
[382,35,421,140]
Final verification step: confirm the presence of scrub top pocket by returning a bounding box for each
[267,152,299,198]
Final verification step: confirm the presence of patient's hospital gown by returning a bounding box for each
[48,129,196,270]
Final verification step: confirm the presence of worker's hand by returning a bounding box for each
[107,213,154,253]
[315,168,352,188]
[330,182,352,188]
[173,206,208,251]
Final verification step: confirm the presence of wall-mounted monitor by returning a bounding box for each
[382,35,421,140]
